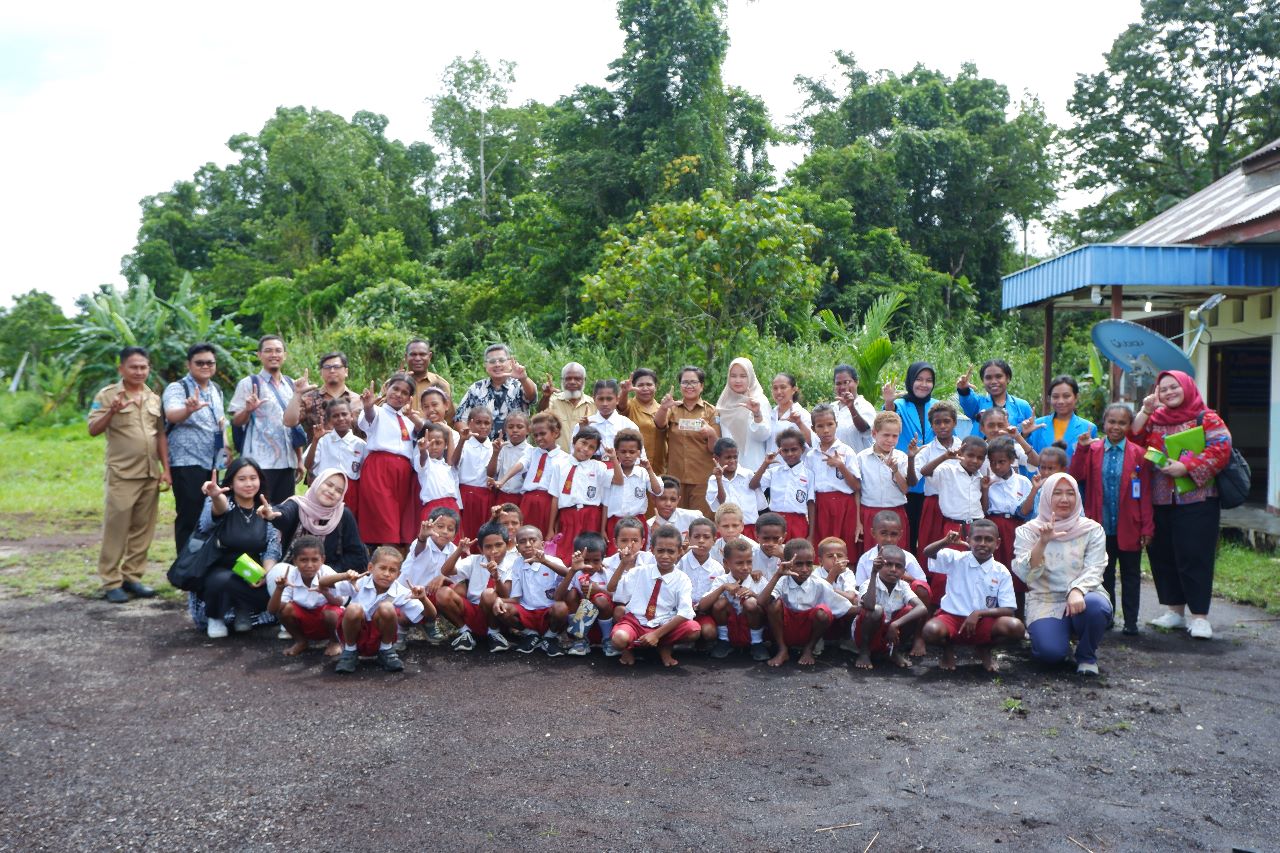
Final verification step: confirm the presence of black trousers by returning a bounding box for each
[905,492,925,553]
[260,467,296,505]
[1147,500,1220,615]
[202,567,270,621]
[171,465,215,551]
[1103,534,1141,629]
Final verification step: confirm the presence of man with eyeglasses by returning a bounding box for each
[163,342,228,551]
[230,335,300,503]
[453,343,538,439]
[535,361,596,451]
[283,351,363,448]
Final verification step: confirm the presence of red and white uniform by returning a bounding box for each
[934,460,985,522]
[705,469,764,524]
[675,550,724,604]
[311,430,365,481]
[402,536,456,588]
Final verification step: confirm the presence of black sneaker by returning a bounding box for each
[488,632,513,653]
[710,639,733,659]
[103,587,129,604]
[749,642,770,662]
[1122,624,1139,636]
[122,581,156,598]
[334,650,358,674]
[516,633,541,654]
[377,648,405,672]
[541,637,565,657]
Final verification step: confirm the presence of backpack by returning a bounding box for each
[232,375,308,454]
[1197,412,1251,509]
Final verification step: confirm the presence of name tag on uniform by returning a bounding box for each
[1131,479,1141,499]
[678,418,704,431]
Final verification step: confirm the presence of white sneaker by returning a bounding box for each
[1149,610,1186,630]
[206,618,228,639]
[1187,617,1213,640]
[277,625,291,639]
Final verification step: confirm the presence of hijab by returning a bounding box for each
[901,361,935,406]
[1148,370,1208,426]
[715,357,771,450]
[1025,472,1096,542]
[285,468,348,537]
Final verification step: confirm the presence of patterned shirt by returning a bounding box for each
[295,387,363,440]
[229,372,295,470]
[162,375,225,469]
[454,377,534,439]
[1101,437,1124,535]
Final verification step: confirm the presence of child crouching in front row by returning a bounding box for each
[268,535,344,657]
[853,544,926,670]
[762,538,854,668]
[320,545,437,674]
[608,523,701,667]
[703,536,769,661]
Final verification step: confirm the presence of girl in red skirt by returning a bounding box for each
[354,374,423,548]
[548,427,607,553]
[982,439,1032,570]
[806,403,861,548]
[414,422,462,524]
[853,412,910,555]
[452,406,496,540]
[914,402,962,566]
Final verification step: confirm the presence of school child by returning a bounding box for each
[674,516,724,646]
[547,426,608,551]
[921,523,1026,672]
[414,422,462,525]
[816,536,859,650]
[520,412,568,536]
[1022,446,1068,518]
[806,403,861,547]
[703,536,770,660]
[913,401,963,563]
[605,430,663,553]
[354,373,424,547]
[932,436,989,540]
[321,546,436,674]
[761,538,853,667]
[853,544,926,670]
[558,529,645,656]
[707,437,764,538]
[854,412,911,554]
[573,379,642,455]
[418,386,459,452]
[649,476,708,544]
[488,410,533,512]
[492,524,572,656]
[267,535,344,657]
[452,405,496,540]
[749,427,813,542]
[1069,403,1153,635]
[435,521,515,652]
[983,438,1032,571]
[303,397,366,513]
[607,523,701,667]
[493,503,524,542]
[976,406,1040,471]
[401,509,459,629]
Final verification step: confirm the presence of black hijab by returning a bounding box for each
[902,361,935,405]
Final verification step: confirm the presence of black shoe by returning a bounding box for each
[1122,624,1139,636]
[541,637,565,657]
[121,581,156,598]
[749,642,771,662]
[377,649,405,672]
[104,587,129,604]
[710,639,733,659]
[334,650,358,674]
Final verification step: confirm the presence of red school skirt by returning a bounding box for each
[915,495,944,564]
[557,504,604,555]
[858,504,908,555]
[343,478,360,522]
[355,451,418,545]
[813,491,858,548]
[521,490,554,537]
[495,491,524,514]
[458,484,494,540]
[777,511,809,544]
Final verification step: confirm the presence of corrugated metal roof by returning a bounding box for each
[1118,164,1280,245]
[1001,244,1280,310]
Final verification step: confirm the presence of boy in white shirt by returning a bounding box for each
[761,538,853,667]
[572,379,641,456]
[435,521,516,652]
[547,427,608,552]
[452,406,495,540]
[674,516,723,646]
[401,509,459,625]
[749,429,814,542]
[605,430,662,553]
[492,524,571,656]
[982,437,1032,572]
[707,437,764,538]
[921,522,1025,672]
[703,536,769,660]
[267,535,344,657]
[607,523,701,667]
[320,546,435,674]
[488,410,534,510]
[854,411,911,555]
[519,412,568,537]
[648,476,705,546]
[853,544,926,670]
[303,398,366,512]
[560,526,653,656]
[913,401,963,563]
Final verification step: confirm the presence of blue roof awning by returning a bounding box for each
[1001,244,1280,310]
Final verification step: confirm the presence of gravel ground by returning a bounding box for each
[1,584,1277,853]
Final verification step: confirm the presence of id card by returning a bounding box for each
[1131,478,1141,499]
[678,418,704,431]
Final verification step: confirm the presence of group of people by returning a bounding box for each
[88,337,1234,675]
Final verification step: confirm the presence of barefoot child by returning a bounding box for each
[322,545,435,674]
[807,404,861,547]
[650,476,710,545]
[921,523,1025,671]
[268,535,344,657]
[749,428,813,542]
[452,406,495,540]
[761,538,853,667]
[605,430,662,553]
[608,523,701,666]
[488,410,532,513]
[853,544,926,670]
[817,536,859,649]
[707,437,764,539]
[853,511,931,655]
[492,524,571,656]
[415,423,462,523]
[547,427,608,549]
[674,516,724,646]
[355,374,423,548]
[519,412,568,536]
[703,537,770,660]
[436,521,514,652]
[855,412,911,554]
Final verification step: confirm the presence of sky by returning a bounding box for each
[0,0,1142,311]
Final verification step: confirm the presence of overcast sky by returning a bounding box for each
[0,0,1141,311]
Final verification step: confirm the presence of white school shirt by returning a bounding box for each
[855,447,908,508]
[978,443,1031,477]
[549,457,609,509]
[933,460,985,522]
[929,548,1016,617]
[402,537,456,587]
[278,565,342,610]
[573,409,642,454]
[769,404,812,451]
[806,440,858,495]
[710,571,768,613]
[414,454,461,505]
[705,469,764,523]
[330,575,425,623]
[855,574,922,616]
[647,508,705,547]
[710,537,774,575]
[457,436,493,488]
[759,460,813,514]
[311,431,366,480]
[676,550,724,603]
[495,440,533,497]
[509,556,563,612]
[357,403,416,459]
[584,549,657,597]
[917,437,962,497]
[620,564,696,628]
[606,465,662,517]
[771,574,853,617]
[986,472,1032,515]
[451,552,518,603]
[522,446,568,494]
[835,396,878,453]
[855,548,926,584]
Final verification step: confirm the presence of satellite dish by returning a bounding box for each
[1091,319,1196,379]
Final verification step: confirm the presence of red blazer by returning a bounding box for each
[1069,439,1154,552]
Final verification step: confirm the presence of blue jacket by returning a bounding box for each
[1027,413,1097,460]
[892,398,934,494]
[957,390,1034,438]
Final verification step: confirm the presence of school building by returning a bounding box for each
[1001,136,1280,516]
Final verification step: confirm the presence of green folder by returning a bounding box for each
[1161,426,1206,494]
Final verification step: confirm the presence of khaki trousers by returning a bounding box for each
[97,475,160,588]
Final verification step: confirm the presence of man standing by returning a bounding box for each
[163,343,226,551]
[88,346,170,603]
[536,362,596,451]
[404,338,452,414]
[229,335,299,503]
[453,343,537,439]
[283,350,361,441]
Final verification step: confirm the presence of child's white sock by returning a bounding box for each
[487,628,504,640]
[542,630,558,639]
[716,625,730,641]
[343,643,357,652]
[749,628,764,644]
[599,618,614,637]
[378,641,393,651]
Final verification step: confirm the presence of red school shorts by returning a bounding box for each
[612,613,701,648]
[930,611,998,646]
[915,494,943,564]
[354,610,402,656]
[515,603,552,635]
[778,511,809,544]
[286,603,343,641]
[853,605,916,653]
[724,607,753,647]
[780,604,833,647]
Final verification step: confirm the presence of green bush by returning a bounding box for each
[0,391,83,431]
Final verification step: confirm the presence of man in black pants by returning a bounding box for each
[162,343,227,551]
[229,335,300,505]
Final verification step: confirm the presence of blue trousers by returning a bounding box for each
[1028,591,1113,665]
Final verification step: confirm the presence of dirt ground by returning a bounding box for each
[2,579,1277,853]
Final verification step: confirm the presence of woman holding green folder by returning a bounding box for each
[1129,371,1233,641]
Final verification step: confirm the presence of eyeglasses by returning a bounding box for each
[191,360,216,367]
[680,379,702,386]
[485,357,510,365]
[320,363,345,371]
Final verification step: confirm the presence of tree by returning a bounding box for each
[1063,0,1280,241]
[577,190,826,375]
[0,290,68,380]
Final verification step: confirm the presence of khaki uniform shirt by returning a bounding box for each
[545,392,596,451]
[90,382,163,480]
[618,396,667,475]
[664,399,719,484]
[407,371,453,415]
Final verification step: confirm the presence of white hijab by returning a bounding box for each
[716,357,771,466]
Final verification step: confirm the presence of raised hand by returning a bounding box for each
[294,369,315,395]
[743,398,762,418]
[822,450,841,469]
[542,373,558,398]
[109,391,133,413]
[243,391,262,413]
[359,381,376,408]
[881,381,896,407]
[618,545,637,569]
[456,537,475,556]
[343,570,367,583]
[637,457,651,471]
[713,462,725,478]
[660,389,676,408]
[183,393,208,415]
[943,530,962,545]
[511,360,528,381]
[761,450,778,468]
[882,452,898,471]
[1141,393,1158,414]
[410,584,428,601]
[1037,520,1058,543]
[457,422,471,441]
[570,549,585,571]
[485,559,500,579]
[981,474,993,491]
[312,423,330,443]
[257,494,281,521]
[1029,472,1044,492]
[787,409,804,425]
[578,414,590,429]
[201,469,230,497]
[1077,431,1093,449]
[907,437,919,457]
[418,519,433,542]
[957,365,973,392]
[619,378,632,399]
[775,558,796,578]
[604,446,618,465]
[492,436,505,453]
[700,423,717,440]
[1019,416,1044,436]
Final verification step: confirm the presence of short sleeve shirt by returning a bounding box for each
[162,375,225,469]
[454,377,534,439]
[295,388,363,439]
[90,381,164,479]
[664,399,719,484]
[229,373,295,470]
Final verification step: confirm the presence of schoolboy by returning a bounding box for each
[749,428,814,542]
[547,426,608,547]
[608,523,701,667]
[983,437,1032,570]
[436,521,515,652]
[322,546,435,674]
[605,430,663,553]
[853,510,931,656]
[304,398,365,511]
[674,516,724,645]
[268,534,344,657]
[556,531,626,656]
[707,437,764,538]
[400,508,459,644]
[853,544,926,670]
[702,537,770,661]
[519,412,568,536]
[648,476,705,545]
[816,536,859,650]
[488,410,533,511]
[761,538,853,667]
[492,525,572,656]
[913,401,962,561]
[855,412,911,554]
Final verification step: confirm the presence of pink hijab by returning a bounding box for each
[1025,472,1096,542]
[285,468,348,537]
[1148,370,1208,426]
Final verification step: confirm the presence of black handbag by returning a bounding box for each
[1197,413,1251,509]
[166,517,226,592]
